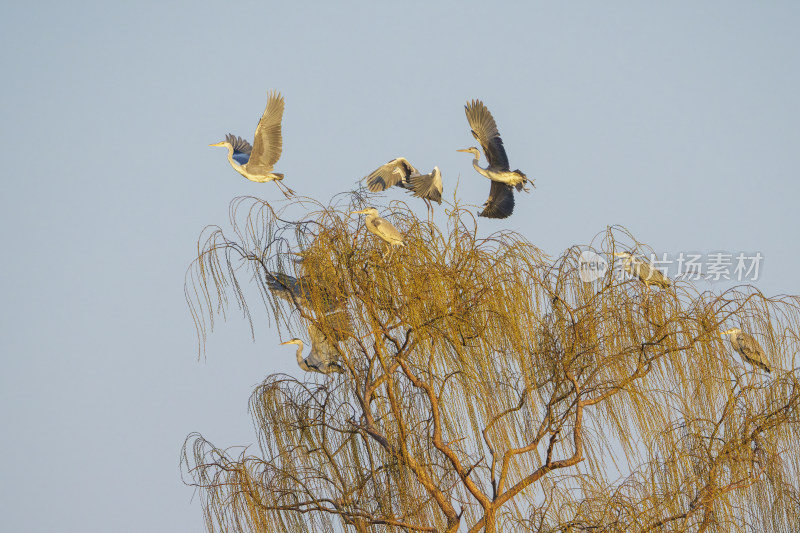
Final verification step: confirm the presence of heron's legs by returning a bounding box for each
[275,180,296,199]
[424,199,433,223]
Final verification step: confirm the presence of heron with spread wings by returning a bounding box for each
[364,158,443,218]
[458,99,531,219]
[266,271,353,342]
[210,90,295,198]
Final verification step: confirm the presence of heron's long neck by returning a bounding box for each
[225,144,243,171]
[471,154,492,179]
[295,343,310,371]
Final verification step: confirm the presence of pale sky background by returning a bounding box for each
[1,2,798,531]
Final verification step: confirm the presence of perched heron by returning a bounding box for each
[280,323,344,374]
[614,251,671,289]
[365,158,443,218]
[721,327,772,373]
[351,207,405,258]
[209,90,295,198]
[458,99,531,219]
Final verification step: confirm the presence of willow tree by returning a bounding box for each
[183,193,800,532]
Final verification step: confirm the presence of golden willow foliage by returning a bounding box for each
[183,192,800,533]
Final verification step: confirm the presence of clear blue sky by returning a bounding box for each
[1,2,798,531]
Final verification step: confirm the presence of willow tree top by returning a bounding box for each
[184,193,800,533]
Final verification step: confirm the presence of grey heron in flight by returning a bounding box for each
[458,99,531,219]
[351,207,405,258]
[614,251,671,289]
[280,323,344,374]
[365,158,443,218]
[721,327,772,373]
[209,90,295,198]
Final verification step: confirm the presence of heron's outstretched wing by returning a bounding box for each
[266,271,345,313]
[736,333,771,372]
[365,157,418,192]
[266,272,302,302]
[319,309,355,342]
[465,99,510,170]
[409,167,443,204]
[479,181,515,219]
[372,216,404,244]
[248,90,284,172]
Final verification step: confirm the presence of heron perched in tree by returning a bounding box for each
[614,251,671,289]
[458,99,531,219]
[351,207,405,258]
[209,90,295,198]
[280,323,344,374]
[364,158,443,218]
[721,327,772,373]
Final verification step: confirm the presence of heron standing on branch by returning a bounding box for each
[458,99,531,219]
[721,327,772,373]
[365,158,443,218]
[210,90,295,198]
[614,251,671,289]
[280,323,344,374]
[351,207,405,258]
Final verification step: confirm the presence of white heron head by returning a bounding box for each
[457,147,481,157]
[720,328,742,336]
[351,207,379,217]
[613,251,634,259]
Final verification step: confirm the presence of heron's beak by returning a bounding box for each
[279,340,294,346]
[209,142,225,147]
[350,209,368,215]
[613,253,626,257]
[720,329,734,336]
[456,148,471,153]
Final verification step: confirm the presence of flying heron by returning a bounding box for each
[280,323,344,374]
[365,158,443,218]
[613,251,671,289]
[458,99,531,219]
[721,327,772,373]
[351,207,405,258]
[209,90,295,198]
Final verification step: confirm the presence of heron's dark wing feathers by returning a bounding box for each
[365,157,418,192]
[465,100,510,170]
[266,272,301,303]
[479,181,515,219]
[249,90,284,172]
[409,167,443,204]
[225,134,253,155]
